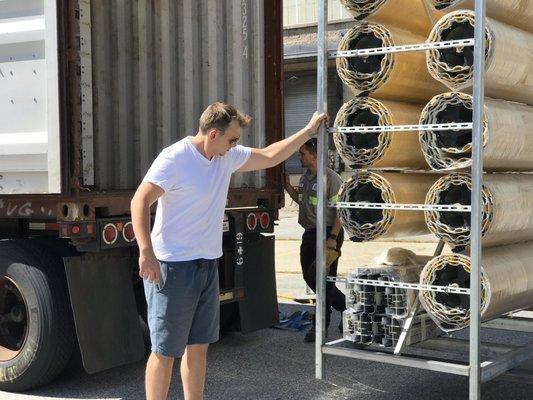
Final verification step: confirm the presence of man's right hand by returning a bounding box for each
[305,111,328,135]
[139,252,161,284]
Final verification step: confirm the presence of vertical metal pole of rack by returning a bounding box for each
[470,0,486,399]
[315,0,328,380]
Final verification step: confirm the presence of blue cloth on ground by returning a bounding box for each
[274,310,312,332]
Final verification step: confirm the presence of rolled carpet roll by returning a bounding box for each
[337,22,446,102]
[337,171,436,241]
[333,97,427,169]
[419,92,533,171]
[430,0,533,33]
[426,10,533,104]
[419,243,533,332]
[424,173,533,248]
[339,0,442,35]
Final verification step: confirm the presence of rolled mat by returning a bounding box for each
[337,22,446,102]
[419,243,533,332]
[337,171,436,241]
[424,173,533,248]
[339,0,443,35]
[426,10,533,105]
[419,92,533,171]
[334,97,427,169]
[429,0,533,33]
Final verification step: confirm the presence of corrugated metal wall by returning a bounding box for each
[90,0,266,191]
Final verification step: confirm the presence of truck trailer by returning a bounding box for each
[0,0,284,391]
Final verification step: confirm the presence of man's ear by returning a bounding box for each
[208,129,218,141]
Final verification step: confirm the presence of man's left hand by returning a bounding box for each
[326,238,337,249]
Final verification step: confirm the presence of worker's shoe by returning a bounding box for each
[304,325,315,342]
[304,324,328,342]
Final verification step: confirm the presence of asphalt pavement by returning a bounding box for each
[1,301,531,400]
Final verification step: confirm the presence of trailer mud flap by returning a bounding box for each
[63,250,144,374]
[236,234,279,333]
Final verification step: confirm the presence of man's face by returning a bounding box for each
[299,146,316,169]
[209,120,241,156]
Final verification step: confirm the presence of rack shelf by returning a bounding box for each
[314,1,533,399]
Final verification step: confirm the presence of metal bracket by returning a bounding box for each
[329,39,474,58]
[330,202,471,213]
[393,298,421,355]
[329,123,472,133]
[393,240,446,355]
[329,276,470,295]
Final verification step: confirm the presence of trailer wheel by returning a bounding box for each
[0,240,75,391]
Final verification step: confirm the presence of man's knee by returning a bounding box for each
[183,344,209,364]
[149,352,175,365]
[186,343,209,354]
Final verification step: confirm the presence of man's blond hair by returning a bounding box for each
[199,102,252,133]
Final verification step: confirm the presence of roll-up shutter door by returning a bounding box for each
[284,71,342,173]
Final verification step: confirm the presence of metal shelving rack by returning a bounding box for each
[314,1,533,399]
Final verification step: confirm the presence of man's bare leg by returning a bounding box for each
[145,352,174,400]
[180,344,209,400]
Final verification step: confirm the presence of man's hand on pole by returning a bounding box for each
[305,111,329,136]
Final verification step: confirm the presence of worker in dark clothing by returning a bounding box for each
[283,137,346,342]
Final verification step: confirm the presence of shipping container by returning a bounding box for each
[0,0,284,391]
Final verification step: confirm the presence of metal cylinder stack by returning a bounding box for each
[345,252,437,346]
[418,2,533,331]
[335,0,533,339]
[334,2,443,241]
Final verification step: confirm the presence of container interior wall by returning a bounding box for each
[90,0,266,191]
[0,0,61,194]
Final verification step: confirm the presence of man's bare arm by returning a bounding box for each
[331,213,342,237]
[131,182,164,283]
[327,213,343,250]
[237,112,326,172]
[283,174,299,204]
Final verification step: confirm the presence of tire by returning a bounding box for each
[0,240,75,391]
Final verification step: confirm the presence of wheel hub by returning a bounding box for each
[0,276,28,361]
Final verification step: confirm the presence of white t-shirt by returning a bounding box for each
[142,137,252,261]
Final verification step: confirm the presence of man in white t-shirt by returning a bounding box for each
[131,102,326,400]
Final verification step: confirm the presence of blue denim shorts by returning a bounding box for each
[144,259,220,358]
